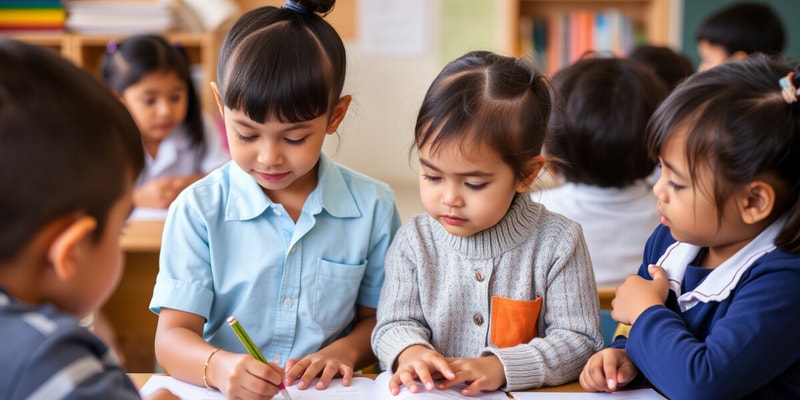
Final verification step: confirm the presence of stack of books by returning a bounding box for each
[0,0,66,32]
[64,0,173,35]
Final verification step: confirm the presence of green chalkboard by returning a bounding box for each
[680,0,800,70]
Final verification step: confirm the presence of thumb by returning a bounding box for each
[647,264,667,282]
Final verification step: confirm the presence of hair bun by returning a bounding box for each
[284,0,335,15]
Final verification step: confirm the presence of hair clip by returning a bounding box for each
[106,40,118,54]
[283,0,310,15]
[780,71,799,104]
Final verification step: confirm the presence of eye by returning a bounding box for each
[236,132,257,142]
[465,182,488,190]
[422,174,441,183]
[667,181,685,191]
[284,136,307,145]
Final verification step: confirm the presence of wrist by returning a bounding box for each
[203,348,221,390]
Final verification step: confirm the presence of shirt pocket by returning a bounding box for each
[490,295,542,348]
[312,259,367,330]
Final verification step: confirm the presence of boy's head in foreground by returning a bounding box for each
[0,38,144,318]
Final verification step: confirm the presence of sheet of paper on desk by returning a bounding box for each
[140,372,511,399]
[510,388,665,399]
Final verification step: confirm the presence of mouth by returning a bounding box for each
[441,215,466,226]
[256,171,290,182]
[659,213,669,226]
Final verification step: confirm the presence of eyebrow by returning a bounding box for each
[661,158,687,180]
[231,118,313,134]
[419,158,494,178]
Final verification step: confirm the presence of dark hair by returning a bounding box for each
[629,45,694,90]
[216,0,345,124]
[546,57,668,187]
[0,38,144,262]
[100,34,205,148]
[414,51,551,181]
[648,54,800,252]
[696,2,785,57]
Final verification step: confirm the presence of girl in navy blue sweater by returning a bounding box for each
[580,54,800,399]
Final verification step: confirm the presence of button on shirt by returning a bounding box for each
[150,154,400,367]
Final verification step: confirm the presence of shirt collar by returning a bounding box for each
[225,153,361,221]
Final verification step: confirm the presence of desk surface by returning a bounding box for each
[128,373,587,393]
[121,219,164,252]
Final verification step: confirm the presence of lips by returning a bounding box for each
[256,171,290,182]
[442,215,466,226]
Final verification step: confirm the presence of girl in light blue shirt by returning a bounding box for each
[149,1,401,398]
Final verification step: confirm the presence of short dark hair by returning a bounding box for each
[0,38,144,262]
[216,0,345,124]
[648,54,800,252]
[414,51,551,181]
[696,2,785,57]
[546,57,668,187]
[101,34,205,148]
[629,45,694,90]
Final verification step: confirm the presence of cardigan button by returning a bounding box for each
[475,271,484,282]
[473,313,484,326]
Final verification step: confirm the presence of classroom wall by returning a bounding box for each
[680,0,800,68]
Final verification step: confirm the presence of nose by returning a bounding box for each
[441,184,463,208]
[155,98,171,117]
[257,141,282,166]
[652,174,667,203]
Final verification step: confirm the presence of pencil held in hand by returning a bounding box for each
[227,316,292,400]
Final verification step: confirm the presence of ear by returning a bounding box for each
[210,82,224,118]
[729,51,748,61]
[738,180,775,225]
[516,155,546,193]
[326,95,352,134]
[47,216,98,281]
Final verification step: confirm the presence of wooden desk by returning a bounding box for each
[104,219,164,372]
[128,373,587,393]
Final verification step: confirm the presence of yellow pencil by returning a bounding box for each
[227,316,292,400]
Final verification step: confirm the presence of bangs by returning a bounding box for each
[222,24,331,123]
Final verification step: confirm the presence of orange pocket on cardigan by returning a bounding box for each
[490,296,542,348]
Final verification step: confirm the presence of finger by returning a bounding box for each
[431,357,455,380]
[415,365,435,391]
[339,364,354,386]
[602,355,619,391]
[647,264,667,281]
[284,358,306,386]
[461,378,487,396]
[399,370,421,394]
[298,361,324,390]
[315,364,340,390]
[388,372,404,395]
[579,360,607,392]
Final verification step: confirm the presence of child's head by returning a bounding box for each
[101,34,204,150]
[413,50,550,236]
[629,45,695,90]
[0,38,144,317]
[212,0,350,196]
[648,54,800,252]
[696,2,785,72]
[546,57,668,188]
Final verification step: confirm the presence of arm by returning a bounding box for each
[626,259,800,400]
[155,308,283,399]
[484,222,604,390]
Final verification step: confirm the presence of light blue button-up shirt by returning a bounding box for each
[150,154,400,366]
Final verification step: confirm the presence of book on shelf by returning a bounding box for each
[520,9,641,75]
[64,0,173,34]
[0,0,64,31]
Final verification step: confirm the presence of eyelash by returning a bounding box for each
[667,181,685,191]
[422,174,487,190]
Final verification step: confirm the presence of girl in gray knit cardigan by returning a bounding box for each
[371,51,604,395]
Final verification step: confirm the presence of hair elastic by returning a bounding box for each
[283,0,310,15]
[106,40,118,54]
[780,71,799,104]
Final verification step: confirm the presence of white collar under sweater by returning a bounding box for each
[429,193,540,260]
[657,216,785,312]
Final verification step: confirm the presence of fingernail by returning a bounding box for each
[608,378,616,390]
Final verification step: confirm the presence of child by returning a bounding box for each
[535,58,668,288]
[149,1,401,398]
[101,34,229,215]
[371,51,604,395]
[579,54,800,398]
[0,38,175,399]
[696,2,785,72]
[629,45,694,91]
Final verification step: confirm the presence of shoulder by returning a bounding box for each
[329,161,396,202]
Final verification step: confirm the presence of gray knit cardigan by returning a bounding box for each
[371,194,604,391]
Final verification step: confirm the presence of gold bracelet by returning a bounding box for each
[203,348,221,390]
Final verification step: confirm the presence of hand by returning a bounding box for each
[389,345,455,395]
[133,177,179,209]
[612,265,669,325]
[437,355,505,395]
[284,347,356,390]
[579,348,638,392]
[210,351,284,400]
[143,388,179,400]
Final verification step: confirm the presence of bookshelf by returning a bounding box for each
[1,30,224,116]
[499,0,671,74]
